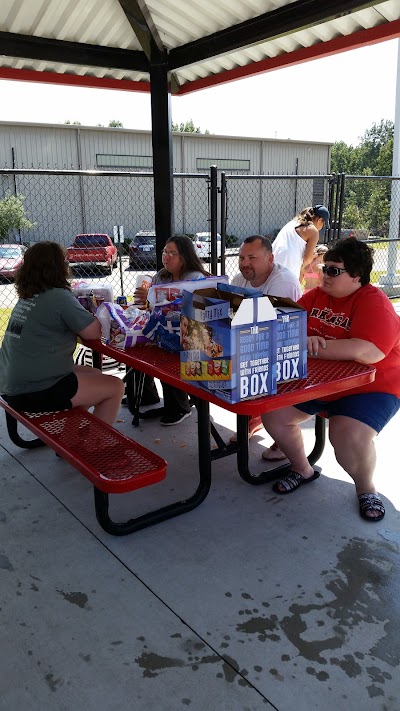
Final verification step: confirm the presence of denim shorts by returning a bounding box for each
[295,392,400,433]
[3,372,79,413]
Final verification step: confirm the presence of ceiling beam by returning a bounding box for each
[175,19,400,95]
[0,31,149,72]
[169,0,379,69]
[116,0,165,62]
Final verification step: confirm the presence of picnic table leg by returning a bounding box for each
[5,412,46,449]
[93,397,213,535]
[236,413,326,486]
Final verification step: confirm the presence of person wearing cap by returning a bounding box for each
[272,205,330,280]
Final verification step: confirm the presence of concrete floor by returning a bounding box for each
[1,385,399,711]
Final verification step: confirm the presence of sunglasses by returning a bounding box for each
[322,265,347,277]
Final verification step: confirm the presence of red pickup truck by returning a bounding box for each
[66,233,118,274]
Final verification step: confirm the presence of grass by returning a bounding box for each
[0,308,12,342]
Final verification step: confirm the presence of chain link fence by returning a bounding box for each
[0,168,399,344]
[220,173,332,281]
[0,168,211,341]
[334,175,400,297]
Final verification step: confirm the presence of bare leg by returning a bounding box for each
[328,416,380,518]
[261,406,315,481]
[71,366,125,425]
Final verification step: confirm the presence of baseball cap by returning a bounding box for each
[313,205,330,228]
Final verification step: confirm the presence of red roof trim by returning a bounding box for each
[176,19,400,95]
[0,66,150,93]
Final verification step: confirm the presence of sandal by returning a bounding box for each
[262,446,287,461]
[358,493,385,522]
[229,415,264,443]
[272,470,320,495]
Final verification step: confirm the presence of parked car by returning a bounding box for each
[66,233,117,275]
[129,231,157,269]
[332,228,369,240]
[192,232,222,261]
[0,243,27,280]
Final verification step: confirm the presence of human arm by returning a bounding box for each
[78,317,102,341]
[307,335,385,363]
[301,287,399,364]
[300,226,320,271]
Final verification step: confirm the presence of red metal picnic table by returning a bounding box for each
[87,340,375,532]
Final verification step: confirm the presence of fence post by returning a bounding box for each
[210,165,218,275]
[220,171,227,275]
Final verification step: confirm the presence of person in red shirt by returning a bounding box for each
[261,237,400,522]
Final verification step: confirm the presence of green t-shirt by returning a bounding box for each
[0,288,95,395]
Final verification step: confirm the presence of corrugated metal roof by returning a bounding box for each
[0,0,399,94]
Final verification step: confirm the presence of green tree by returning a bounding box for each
[331,119,394,236]
[172,118,210,134]
[108,120,124,127]
[0,192,35,242]
[64,120,82,125]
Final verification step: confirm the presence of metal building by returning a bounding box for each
[0,120,331,242]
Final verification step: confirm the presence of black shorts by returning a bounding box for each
[3,372,79,413]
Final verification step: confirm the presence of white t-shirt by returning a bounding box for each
[272,220,306,278]
[231,262,302,302]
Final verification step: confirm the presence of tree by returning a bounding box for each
[108,120,124,127]
[0,192,35,242]
[172,118,210,134]
[64,120,82,125]
[331,119,395,236]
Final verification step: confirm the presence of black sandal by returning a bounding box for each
[272,470,320,495]
[358,493,385,522]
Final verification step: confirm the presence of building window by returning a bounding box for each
[196,158,250,171]
[96,154,153,169]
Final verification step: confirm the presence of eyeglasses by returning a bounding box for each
[162,249,179,257]
[322,265,347,277]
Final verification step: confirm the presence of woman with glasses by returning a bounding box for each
[135,234,210,426]
[260,237,400,522]
[272,205,330,279]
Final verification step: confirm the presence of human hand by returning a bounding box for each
[307,335,327,357]
[134,286,148,303]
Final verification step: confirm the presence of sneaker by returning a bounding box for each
[160,411,192,426]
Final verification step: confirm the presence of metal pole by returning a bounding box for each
[118,226,124,296]
[380,38,400,294]
[220,171,227,275]
[210,165,218,275]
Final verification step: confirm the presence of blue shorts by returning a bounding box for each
[295,392,400,433]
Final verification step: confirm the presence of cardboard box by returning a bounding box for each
[180,284,307,404]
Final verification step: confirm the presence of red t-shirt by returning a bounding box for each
[298,285,400,398]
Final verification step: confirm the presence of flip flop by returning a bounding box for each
[272,470,320,495]
[262,446,287,461]
[358,493,385,522]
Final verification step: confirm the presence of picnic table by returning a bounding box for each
[85,340,375,532]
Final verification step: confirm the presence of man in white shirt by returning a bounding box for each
[231,234,302,301]
[230,235,301,451]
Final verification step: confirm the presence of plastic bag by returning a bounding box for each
[142,300,182,353]
[96,302,150,348]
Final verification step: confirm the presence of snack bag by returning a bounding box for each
[96,302,150,348]
[142,299,182,353]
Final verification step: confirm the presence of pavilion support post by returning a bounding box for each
[150,61,174,268]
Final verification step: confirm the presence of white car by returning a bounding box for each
[192,232,222,262]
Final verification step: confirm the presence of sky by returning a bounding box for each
[0,38,398,147]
